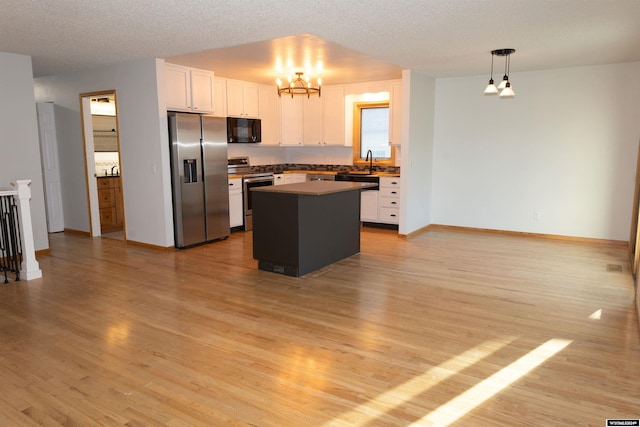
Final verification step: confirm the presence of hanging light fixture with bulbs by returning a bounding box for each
[484,48,515,98]
[276,72,321,98]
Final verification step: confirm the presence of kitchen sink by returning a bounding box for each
[336,170,400,178]
[337,170,374,175]
[335,172,379,188]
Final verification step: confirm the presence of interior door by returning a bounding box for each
[36,102,65,232]
[629,139,640,283]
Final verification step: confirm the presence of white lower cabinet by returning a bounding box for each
[360,190,379,222]
[273,173,285,185]
[360,176,400,225]
[284,173,306,184]
[377,177,400,224]
[228,178,243,228]
[274,173,306,185]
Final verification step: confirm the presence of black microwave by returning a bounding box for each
[227,117,261,143]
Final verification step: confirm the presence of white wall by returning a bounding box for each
[34,58,174,247]
[433,62,640,241]
[400,70,436,235]
[0,52,49,251]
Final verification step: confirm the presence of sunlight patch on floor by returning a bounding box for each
[589,309,602,320]
[322,337,516,427]
[409,338,572,427]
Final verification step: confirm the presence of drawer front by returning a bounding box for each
[379,187,400,198]
[379,177,400,188]
[228,178,242,194]
[98,189,114,208]
[379,197,400,208]
[378,207,399,224]
[98,178,113,189]
[100,207,115,224]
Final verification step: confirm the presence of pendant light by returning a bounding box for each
[483,52,498,95]
[499,51,515,97]
[484,48,516,98]
[276,72,321,98]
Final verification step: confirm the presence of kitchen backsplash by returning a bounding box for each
[250,163,400,174]
[94,152,120,176]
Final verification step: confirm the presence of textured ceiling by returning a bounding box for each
[2,0,640,84]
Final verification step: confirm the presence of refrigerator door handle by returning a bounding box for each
[183,159,198,183]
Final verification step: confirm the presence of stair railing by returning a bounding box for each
[0,180,42,283]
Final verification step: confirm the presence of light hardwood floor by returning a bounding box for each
[1,227,638,426]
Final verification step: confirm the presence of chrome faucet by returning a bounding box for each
[365,149,373,174]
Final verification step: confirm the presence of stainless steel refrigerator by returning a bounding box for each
[168,112,230,248]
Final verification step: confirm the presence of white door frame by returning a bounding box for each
[79,90,125,239]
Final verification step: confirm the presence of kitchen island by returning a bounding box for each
[251,181,375,277]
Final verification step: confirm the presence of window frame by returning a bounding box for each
[352,101,394,166]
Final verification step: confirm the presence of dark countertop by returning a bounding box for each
[252,180,376,196]
[285,170,401,177]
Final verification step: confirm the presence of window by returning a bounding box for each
[353,102,394,166]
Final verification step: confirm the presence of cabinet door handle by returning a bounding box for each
[390,214,397,217]
[391,191,397,195]
[391,201,397,205]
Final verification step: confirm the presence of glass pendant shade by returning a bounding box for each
[498,76,508,90]
[499,82,515,98]
[484,79,498,95]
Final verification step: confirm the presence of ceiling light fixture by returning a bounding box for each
[484,48,515,98]
[276,72,321,98]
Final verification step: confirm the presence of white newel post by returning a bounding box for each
[12,180,42,280]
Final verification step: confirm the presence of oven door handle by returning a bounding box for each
[243,177,274,184]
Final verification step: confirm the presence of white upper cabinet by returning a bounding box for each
[321,86,345,146]
[227,79,259,118]
[279,84,346,146]
[165,64,191,111]
[190,68,215,113]
[258,84,280,145]
[280,96,304,145]
[213,77,227,117]
[165,63,216,114]
[302,95,323,145]
[389,81,402,146]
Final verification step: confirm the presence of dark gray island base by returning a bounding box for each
[251,181,375,277]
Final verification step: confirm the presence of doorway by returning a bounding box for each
[79,91,126,241]
[629,139,640,314]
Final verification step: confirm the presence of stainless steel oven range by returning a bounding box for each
[228,157,274,231]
